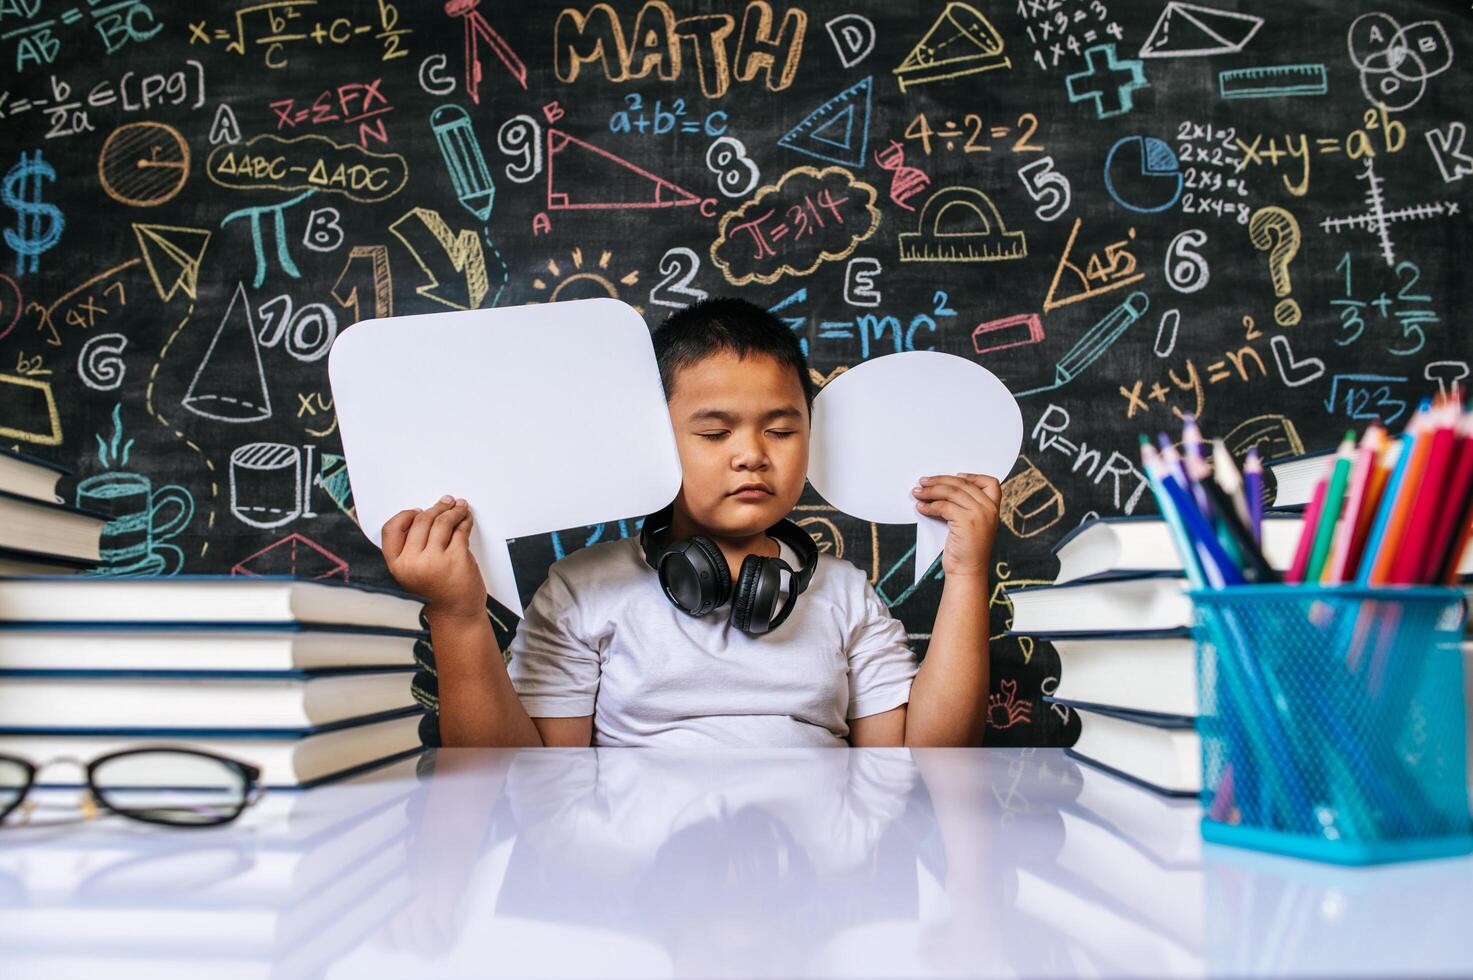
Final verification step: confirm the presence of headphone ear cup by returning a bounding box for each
[730,557,777,633]
[687,536,732,613]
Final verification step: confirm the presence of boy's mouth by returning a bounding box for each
[730,483,773,496]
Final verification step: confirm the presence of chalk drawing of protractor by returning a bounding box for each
[898,186,1026,262]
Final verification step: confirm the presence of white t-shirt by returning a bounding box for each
[506,536,919,747]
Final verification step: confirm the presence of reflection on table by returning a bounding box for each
[1,748,1470,978]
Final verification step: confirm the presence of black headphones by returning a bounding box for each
[639,504,819,636]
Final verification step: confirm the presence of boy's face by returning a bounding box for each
[665,350,809,539]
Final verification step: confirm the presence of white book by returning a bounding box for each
[1266,448,1333,509]
[1009,574,1193,635]
[0,446,65,503]
[0,547,92,576]
[0,671,418,730]
[0,712,424,787]
[1068,705,1201,797]
[1050,633,1198,717]
[0,625,421,672]
[1053,514,1473,585]
[0,490,104,562]
[0,577,424,631]
[1053,515,1303,584]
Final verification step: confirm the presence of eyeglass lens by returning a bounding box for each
[90,751,250,826]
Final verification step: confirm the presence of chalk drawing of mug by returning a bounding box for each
[76,472,194,576]
[229,442,317,529]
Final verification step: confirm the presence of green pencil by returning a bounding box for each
[1304,431,1357,584]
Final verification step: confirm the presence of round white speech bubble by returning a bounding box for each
[808,351,1022,583]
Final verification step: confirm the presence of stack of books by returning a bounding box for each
[0,577,429,787]
[0,447,105,576]
[1007,512,1311,795]
[1007,524,1207,796]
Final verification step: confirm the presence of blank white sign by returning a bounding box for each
[329,298,682,615]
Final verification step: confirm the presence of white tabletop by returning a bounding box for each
[1,747,1469,979]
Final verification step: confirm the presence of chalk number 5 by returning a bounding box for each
[1017,156,1071,222]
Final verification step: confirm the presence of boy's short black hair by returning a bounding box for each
[651,297,815,413]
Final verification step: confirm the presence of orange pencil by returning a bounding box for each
[1388,398,1460,583]
[1368,401,1435,584]
[1324,421,1385,584]
[1423,408,1473,583]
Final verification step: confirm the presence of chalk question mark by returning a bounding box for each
[1248,206,1302,327]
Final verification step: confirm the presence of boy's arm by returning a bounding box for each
[902,473,1000,747]
[426,608,556,747]
[382,499,590,748]
[903,570,989,746]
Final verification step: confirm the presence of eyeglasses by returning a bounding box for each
[0,747,264,829]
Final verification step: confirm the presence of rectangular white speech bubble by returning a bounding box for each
[328,298,682,615]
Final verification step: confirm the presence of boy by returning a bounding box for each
[380,298,999,747]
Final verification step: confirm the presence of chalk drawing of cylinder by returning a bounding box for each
[229,442,316,529]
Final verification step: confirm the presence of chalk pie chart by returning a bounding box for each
[1104,136,1183,214]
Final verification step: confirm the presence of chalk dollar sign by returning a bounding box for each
[3,150,64,276]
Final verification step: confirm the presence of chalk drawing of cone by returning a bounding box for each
[182,282,272,423]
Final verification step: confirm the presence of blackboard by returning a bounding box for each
[4,0,1469,747]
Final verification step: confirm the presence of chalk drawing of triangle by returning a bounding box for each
[778,76,872,167]
[1139,2,1263,58]
[546,129,702,210]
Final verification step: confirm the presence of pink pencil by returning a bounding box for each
[1324,422,1385,584]
[1286,471,1331,585]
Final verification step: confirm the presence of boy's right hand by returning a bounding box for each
[381,496,486,621]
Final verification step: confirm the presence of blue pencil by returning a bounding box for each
[1140,436,1206,589]
[1144,441,1245,588]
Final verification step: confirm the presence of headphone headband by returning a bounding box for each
[639,503,819,635]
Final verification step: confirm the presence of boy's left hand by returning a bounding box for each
[912,473,1002,579]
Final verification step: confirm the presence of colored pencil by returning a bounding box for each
[1243,448,1264,542]
[1212,438,1253,532]
[1357,403,1427,583]
[1181,414,1213,517]
[1201,476,1280,583]
[1388,398,1460,584]
[1428,408,1473,582]
[1368,401,1437,584]
[1304,432,1356,584]
[1141,436,1206,589]
[1150,455,1246,588]
[1157,434,1191,492]
[1440,466,1473,584]
[1286,472,1330,585]
[1325,422,1387,584]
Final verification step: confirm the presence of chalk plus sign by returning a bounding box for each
[1066,44,1150,119]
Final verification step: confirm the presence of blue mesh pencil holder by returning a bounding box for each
[1190,585,1472,866]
